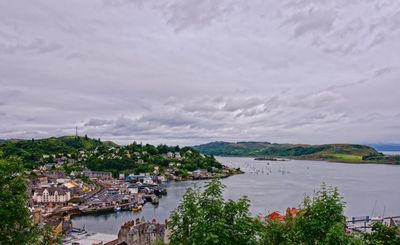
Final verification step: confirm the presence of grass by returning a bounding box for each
[327,154,363,162]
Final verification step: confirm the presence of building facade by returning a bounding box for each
[33,187,71,203]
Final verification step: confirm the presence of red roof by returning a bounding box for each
[267,211,285,221]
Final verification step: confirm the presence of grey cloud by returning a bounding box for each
[84,119,113,127]
[102,0,145,8]
[292,10,336,37]
[0,39,62,55]
[222,98,263,112]
[164,0,236,31]
[0,0,399,145]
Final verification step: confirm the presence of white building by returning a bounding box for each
[33,187,71,203]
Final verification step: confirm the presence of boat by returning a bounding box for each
[132,205,143,212]
[114,205,121,212]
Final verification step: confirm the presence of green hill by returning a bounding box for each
[0,136,223,176]
[0,136,112,162]
[193,141,399,164]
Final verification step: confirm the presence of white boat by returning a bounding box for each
[114,205,121,212]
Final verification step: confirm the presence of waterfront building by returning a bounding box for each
[117,218,168,245]
[192,169,208,179]
[32,187,71,203]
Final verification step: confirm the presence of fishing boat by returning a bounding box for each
[114,205,121,212]
[132,205,143,212]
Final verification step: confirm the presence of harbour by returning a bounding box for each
[72,156,400,235]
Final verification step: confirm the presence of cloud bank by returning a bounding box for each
[0,0,399,145]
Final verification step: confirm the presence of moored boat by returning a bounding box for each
[132,205,142,212]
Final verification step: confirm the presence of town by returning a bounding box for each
[16,137,241,244]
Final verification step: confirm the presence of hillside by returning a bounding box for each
[193,141,400,164]
[0,136,223,176]
[0,136,113,163]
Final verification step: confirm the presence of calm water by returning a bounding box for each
[381,151,400,155]
[72,157,400,234]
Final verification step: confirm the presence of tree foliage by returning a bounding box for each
[362,221,400,245]
[0,158,62,244]
[260,184,362,245]
[170,181,400,245]
[169,179,262,245]
[0,158,37,244]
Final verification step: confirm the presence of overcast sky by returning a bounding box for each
[0,0,399,146]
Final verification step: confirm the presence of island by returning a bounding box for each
[193,141,400,164]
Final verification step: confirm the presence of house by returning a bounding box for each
[192,169,208,179]
[128,185,139,194]
[153,166,159,175]
[143,176,154,185]
[33,187,71,203]
[117,218,167,245]
[127,174,145,182]
[267,211,285,221]
[39,163,55,171]
[38,175,49,185]
[43,170,66,179]
[83,169,112,180]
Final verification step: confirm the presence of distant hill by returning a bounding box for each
[193,141,400,164]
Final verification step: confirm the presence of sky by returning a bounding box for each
[0,0,400,146]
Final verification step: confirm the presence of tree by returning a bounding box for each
[169,178,261,245]
[0,158,37,244]
[260,184,363,245]
[0,158,62,245]
[363,221,400,245]
[293,184,349,244]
